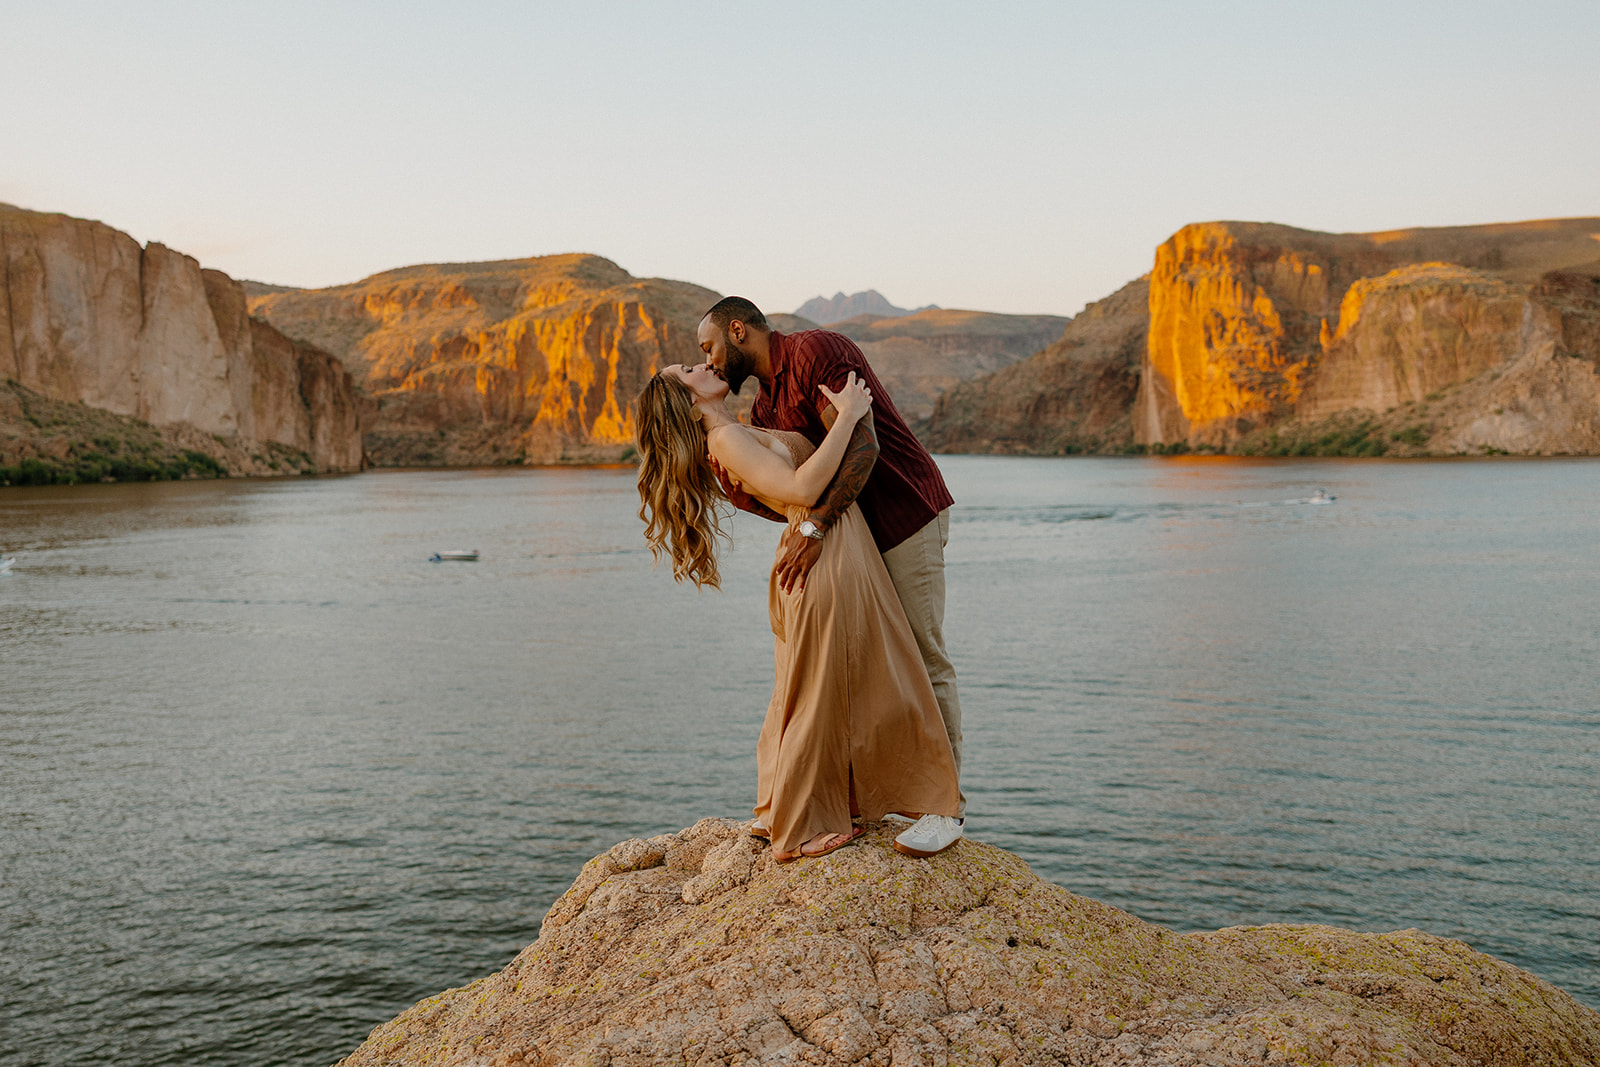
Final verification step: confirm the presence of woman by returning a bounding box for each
[635,363,961,862]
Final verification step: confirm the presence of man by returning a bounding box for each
[697,296,966,851]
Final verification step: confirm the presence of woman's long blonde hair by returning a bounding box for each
[634,371,728,589]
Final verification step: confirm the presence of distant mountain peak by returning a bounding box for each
[794,289,939,325]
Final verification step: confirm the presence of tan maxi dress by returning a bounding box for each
[751,430,961,854]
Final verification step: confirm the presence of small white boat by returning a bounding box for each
[0,556,14,573]
[429,549,480,562]
[1309,488,1336,504]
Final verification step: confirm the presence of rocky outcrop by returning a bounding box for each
[924,217,1600,457]
[0,204,363,475]
[336,819,1600,1067]
[828,309,1070,420]
[796,290,936,326]
[919,279,1147,453]
[1137,218,1600,451]
[248,257,719,466]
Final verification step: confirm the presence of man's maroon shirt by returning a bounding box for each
[752,329,953,553]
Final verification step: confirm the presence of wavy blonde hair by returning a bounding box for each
[634,371,728,589]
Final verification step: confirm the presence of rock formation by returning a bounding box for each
[919,279,1147,453]
[926,218,1600,457]
[796,290,938,326]
[248,270,1062,462]
[828,310,1070,420]
[1137,218,1600,452]
[0,204,363,476]
[247,257,719,466]
[336,819,1600,1067]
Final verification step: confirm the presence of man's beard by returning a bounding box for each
[720,334,759,395]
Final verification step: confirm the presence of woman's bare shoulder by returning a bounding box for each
[710,423,781,448]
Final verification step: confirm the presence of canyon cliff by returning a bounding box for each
[919,279,1146,453]
[249,270,1064,463]
[829,309,1069,420]
[0,204,363,478]
[925,218,1600,456]
[247,258,719,466]
[335,819,1600,1067]
[1139,218,1600,453]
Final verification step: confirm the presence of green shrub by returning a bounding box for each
[1392,424,1430,447]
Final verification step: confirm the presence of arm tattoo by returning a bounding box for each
[809,412,878,529]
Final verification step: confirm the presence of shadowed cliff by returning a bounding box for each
[335,819,1600,1066]
[918,279,1146,454]
[0,204,363,479]
[829,309,1070,420]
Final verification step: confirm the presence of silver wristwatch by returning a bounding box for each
[798,520,825,540]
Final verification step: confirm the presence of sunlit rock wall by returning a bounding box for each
[1136,218,1600,451]
[248,256,720,466]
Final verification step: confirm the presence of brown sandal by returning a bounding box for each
[800,825,866,858]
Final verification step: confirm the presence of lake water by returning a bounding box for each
[2,457,1597,1067]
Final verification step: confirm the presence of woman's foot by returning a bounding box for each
[800,826,866,858]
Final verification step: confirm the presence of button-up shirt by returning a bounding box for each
[752,330,954,552]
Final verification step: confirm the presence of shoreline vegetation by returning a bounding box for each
[0,397,1567,492]
[1,379,317,486]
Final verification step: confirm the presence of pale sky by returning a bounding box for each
[2,1,1595,316]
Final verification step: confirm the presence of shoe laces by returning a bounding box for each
[905,814,951,839]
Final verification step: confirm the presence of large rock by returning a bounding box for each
[248,257,720,466]
[336,820,1600,1066]
[1136,218,1600,451]
[829,309,1070,420]
[0,204,363,474]
[919,278,1147,453]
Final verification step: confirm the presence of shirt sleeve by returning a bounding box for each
[798,333,871,407]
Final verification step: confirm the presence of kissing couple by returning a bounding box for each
[634,297,965,863]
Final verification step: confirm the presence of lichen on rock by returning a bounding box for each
[335,819,1600,1066]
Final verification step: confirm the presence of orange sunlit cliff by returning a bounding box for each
[247,258,718,466]
[1139,218,1600,451]
[924,217,1600,455]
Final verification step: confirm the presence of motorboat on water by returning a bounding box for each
[1309,488,1335,504]
[429,549,480,562]
[0,556,14,572]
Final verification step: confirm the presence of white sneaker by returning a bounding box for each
[893,814,963,858]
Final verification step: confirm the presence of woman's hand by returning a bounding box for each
[818,371,873,424]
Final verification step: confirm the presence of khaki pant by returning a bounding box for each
[880,508,965,817]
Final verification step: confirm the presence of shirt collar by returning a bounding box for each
[766,330,788,385]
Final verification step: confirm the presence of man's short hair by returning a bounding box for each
[703,296,768,332]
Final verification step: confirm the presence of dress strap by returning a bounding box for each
[769,428,817,469]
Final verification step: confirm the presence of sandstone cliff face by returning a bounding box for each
[1137,218,1600,451]
[919,278,1147,453]
[829,309,1070,420]
[336,819,1600,1067]
[248,257,719,466]
[0,204,363,474]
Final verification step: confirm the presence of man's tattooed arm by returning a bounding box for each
[808,406,878,529]
[772,404,879,594]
